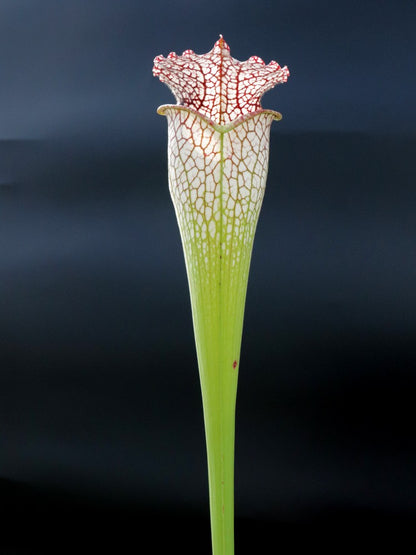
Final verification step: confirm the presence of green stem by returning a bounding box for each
[189,260,243,555]
[182,172,253,555]
[167,111,274,554]
[190,247,251,555]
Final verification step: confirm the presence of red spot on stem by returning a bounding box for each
[233,360,238,369]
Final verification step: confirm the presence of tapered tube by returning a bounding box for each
[153,35,289,555]
[159,105,280,554]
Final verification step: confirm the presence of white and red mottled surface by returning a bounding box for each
[153,37,289,282]
[153,36,289,125]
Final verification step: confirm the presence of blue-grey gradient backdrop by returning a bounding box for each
[1,1,415,553]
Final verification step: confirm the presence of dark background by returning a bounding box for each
[1,1,415,553]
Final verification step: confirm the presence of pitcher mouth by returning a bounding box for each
[156,104,282,133]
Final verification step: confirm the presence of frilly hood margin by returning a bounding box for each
[153,35,289,127]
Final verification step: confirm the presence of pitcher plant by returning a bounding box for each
[153,36,289,555]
